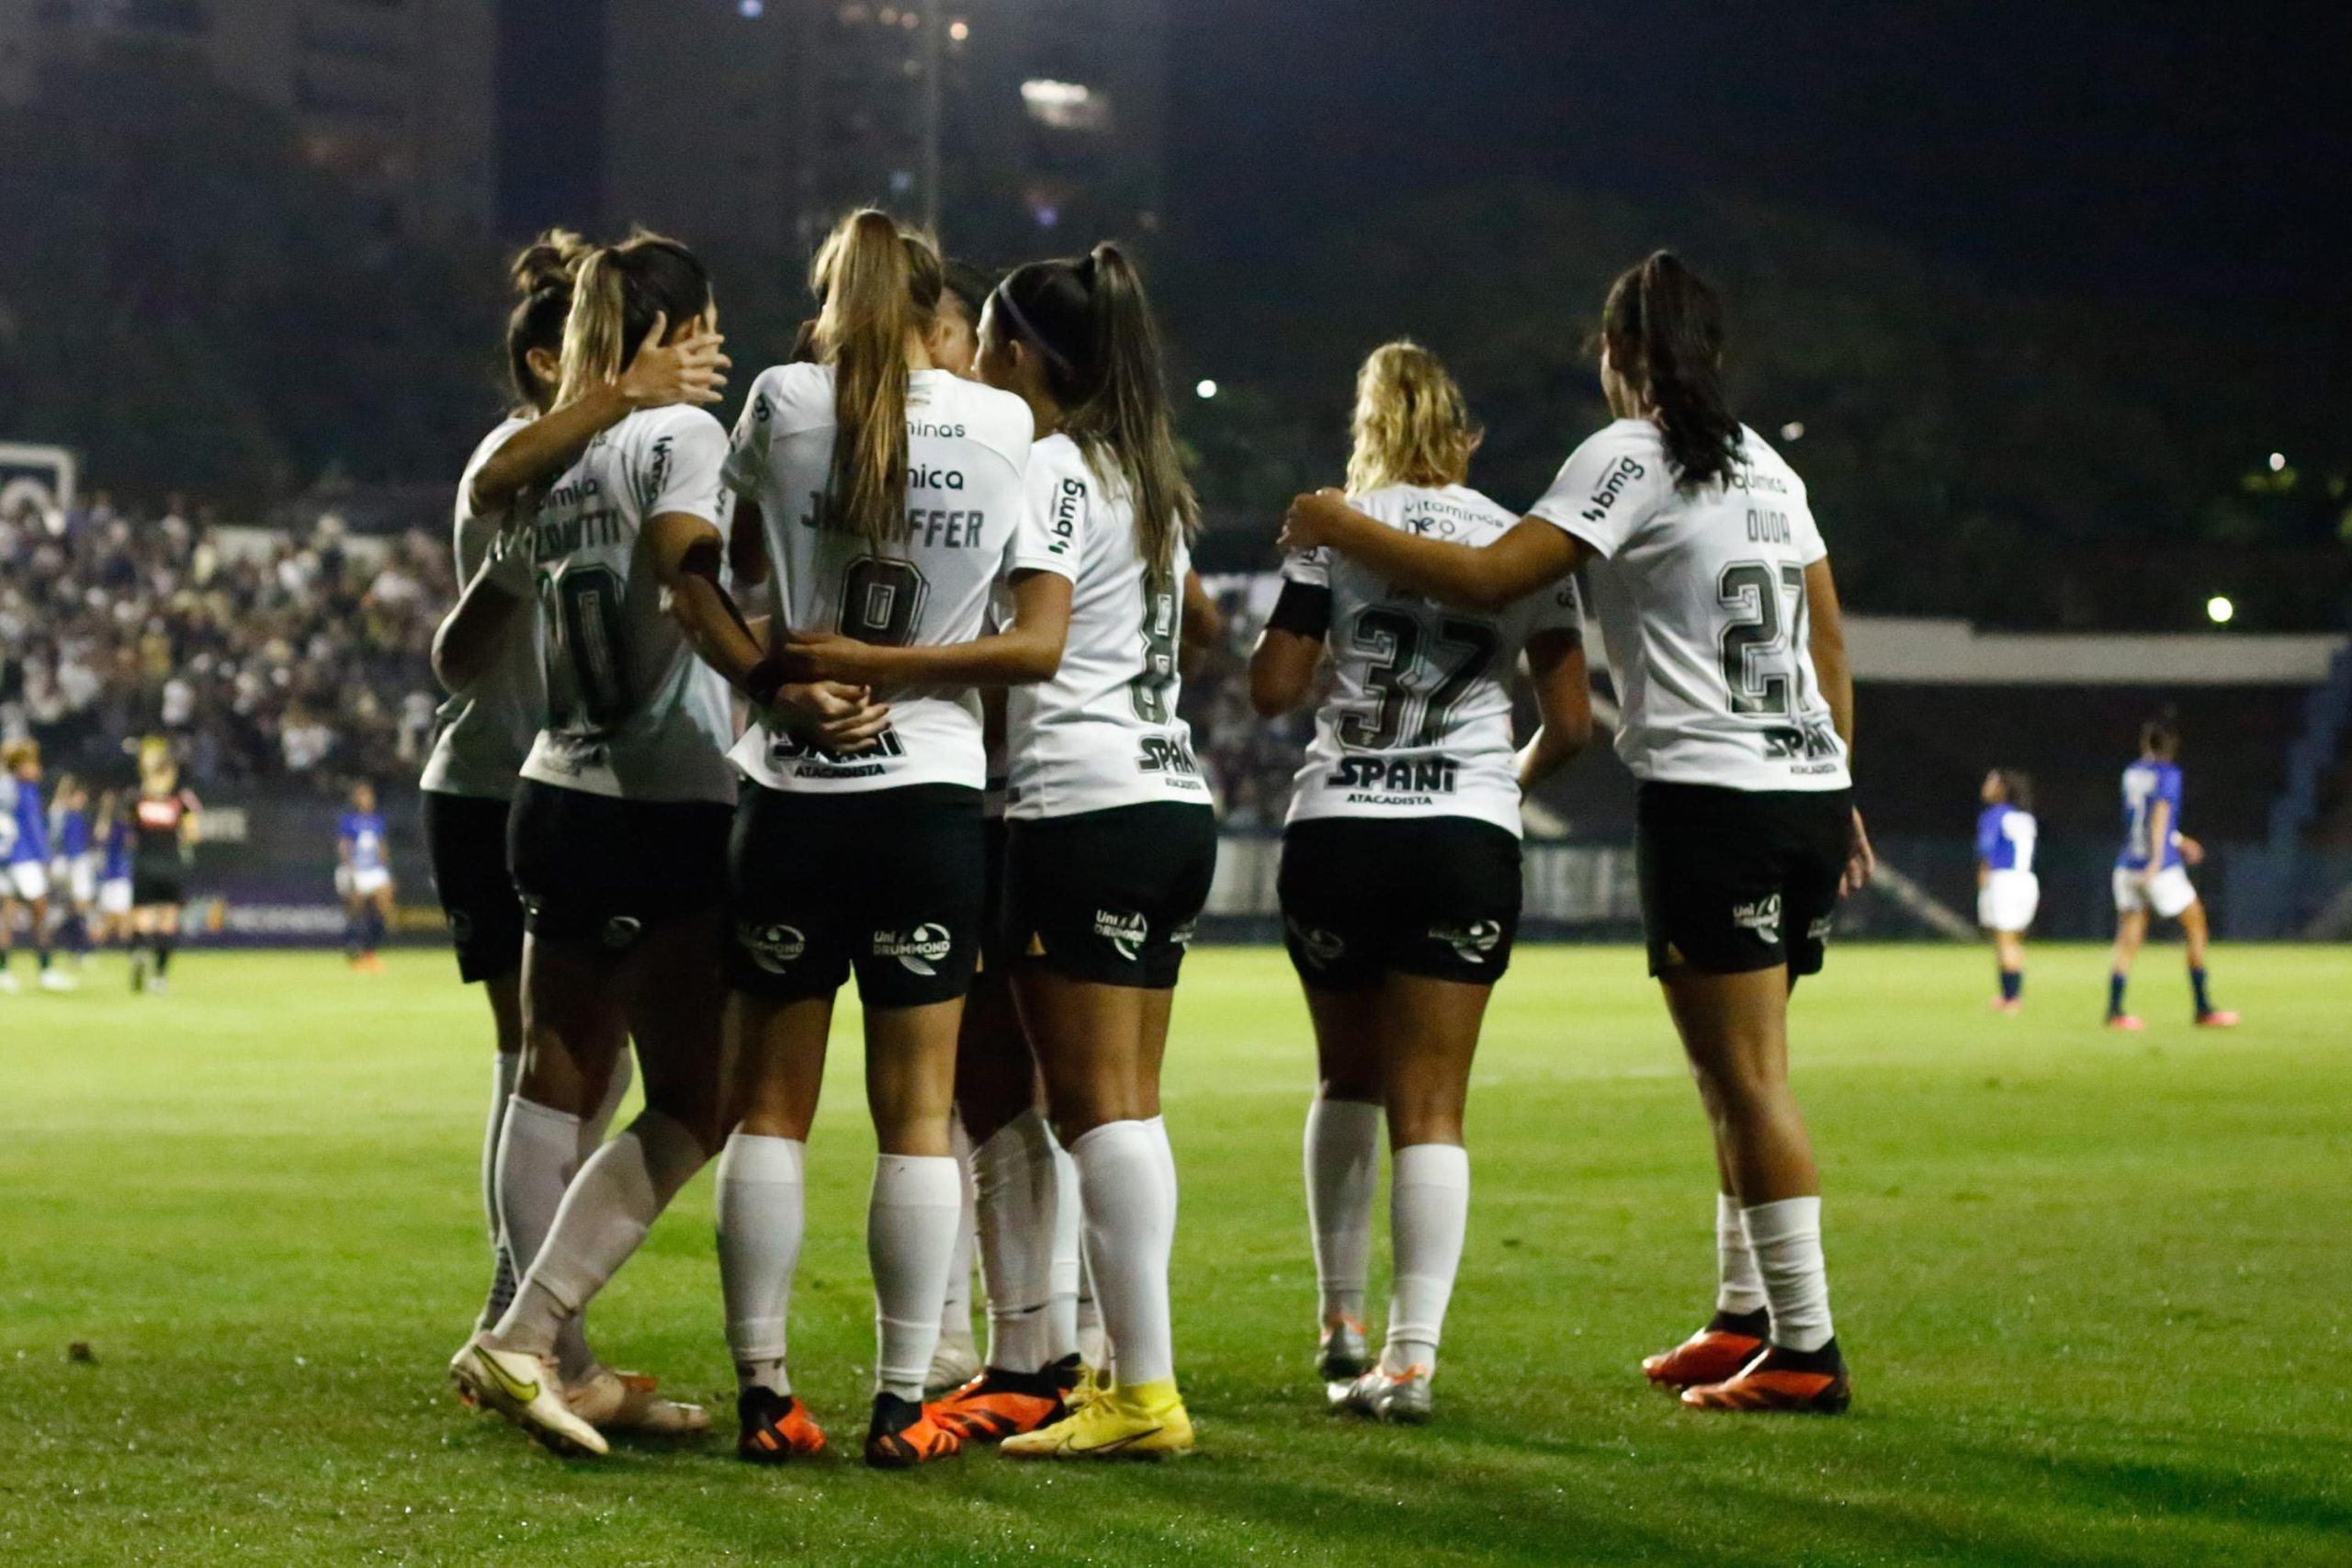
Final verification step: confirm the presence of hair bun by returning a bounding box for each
[511,228,590,297]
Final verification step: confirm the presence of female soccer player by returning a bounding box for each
[127,738,199,995]
[0,740,65,991]
[48,774,96,972]
[1975,768,2039,1011]
[426,231,721,1408]
[2107,716,2237,1030]
[94,792,133,951]
[911,243,1222,1459]
[450,231,865,1459]
[1251,341,1591,1424]
[713,210,1070,1469]
[335,781,394,973]
[1283,253,1871,1416]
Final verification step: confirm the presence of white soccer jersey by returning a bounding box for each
[723,363,1063,794]
[1530,420,1849,792]
[515,404,738,804]
[1005,434,1210,819]
[1285,483,1583,836]
[422,417,548,799]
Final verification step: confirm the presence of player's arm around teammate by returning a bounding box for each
[1287,254,1868,1415]
[1251,342,1591,1424]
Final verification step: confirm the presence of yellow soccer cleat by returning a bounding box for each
[999,1377,1194,1461]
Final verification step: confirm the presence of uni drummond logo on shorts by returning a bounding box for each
[1286,918,1345,968]
[1430,920,1502,964]
[874,923,954,976]
[1093,908,1148,962]
[737,921,808,974]
[1732,894,1782,943]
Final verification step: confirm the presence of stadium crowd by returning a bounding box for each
[0,491,454,789]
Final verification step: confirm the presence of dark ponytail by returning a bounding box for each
[992,243,1199,595]
[1600,250,1743,491]
[505,229,588,411]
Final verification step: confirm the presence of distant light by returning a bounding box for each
[877,5,898,23]
[1034,205,1059,228]
[2268,452,2288,472]
[1780,420,1804,442]
[2206,595,2235,625]
[949,18,969,39]
[1022,77,1111,131]
[901,7,919,27]
[739,0,763,15]
[1195,379,1219,400]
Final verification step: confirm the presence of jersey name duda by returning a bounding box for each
[1004,434,1209,818]
[1531,420,1849,792]
[724,364,1060,794]
[1285,484,1582,836]
[516,405,738,804]
[423,417,548,799]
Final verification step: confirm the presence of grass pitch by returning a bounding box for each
[1,943,2346,1565]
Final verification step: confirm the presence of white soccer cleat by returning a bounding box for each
[1329,1364,1434,1425]
[0,972,18,994]
[925,1337,983,1400]
[39,969,76,991]
[565,1367,709,1435]
[448,1335,608,1457]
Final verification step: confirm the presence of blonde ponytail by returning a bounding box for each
[1344,340,1482,495]
[554,246,631,410]
[811,209,943,550]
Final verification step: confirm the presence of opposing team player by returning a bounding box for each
[1974,769,2039,1011]
[714,210,1070,1468]
[127,738,200,995]
[335,782,394,973]
[427,231,718,1404]
[1284,253,1870,1415]
[1251,341,1591,1424]
[2107,716,2237,1030]
[449,232,854,1457]
[1,739,68,991]
[94,791,134,950]
[48,774,96,972]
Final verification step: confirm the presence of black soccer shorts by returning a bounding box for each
[1634,781,1852,978]
[422,790,525,983]
[1004,802,1218,989]
[506,780,731,953]
[1277,815,1522,990]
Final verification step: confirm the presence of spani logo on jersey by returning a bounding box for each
[1327,753,1461,804]
[874,923,954,976]
[769,726,905,782]
[1092,908,1148,962]
[1136,734,1202,777]
[1430,919,1503,965]
[1762,717,1844,773]
[736,921,808,974]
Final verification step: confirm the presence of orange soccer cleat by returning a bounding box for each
[2105,1013,2147,1032]
[2195,1010,2241,1028]
[736,1386,827,1462]
[864,1392,964,1469]
[1643,1310,1769,1389]
[1679,1346,1850,1415]
[929,1367,1069,1442]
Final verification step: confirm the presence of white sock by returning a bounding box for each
[582,1051,633,1152]
[1304,1098,1382,1324]
[939,1113,978,1355]
[492,1095,580,1304]
[868,1154,964,1400]
[715,1133,806,1396]
[478,1052,522,1329]
[1385,1143,1469,1374]
[1715,1191,1767,1315]
[972,1110,1060,1373]
[1743,1196,1835,1352]
[1145,1114,1178,1223]
[495,1111,707,1359]
[1072,1120,1175,1387]
[1047,1133,1087,1362]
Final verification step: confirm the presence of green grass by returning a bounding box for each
[1,944,2346,1565]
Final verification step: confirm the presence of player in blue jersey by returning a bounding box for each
[95,791,135,951]
[47,774,96,972]
[1,739,71,991]
[336,781,395,973]
[2108,717,2236,1030]
[1974,769,2039,1011]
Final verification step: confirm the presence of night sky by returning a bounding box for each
[1168,0,2352,306]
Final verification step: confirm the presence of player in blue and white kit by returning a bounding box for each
[1,739,70,991]
[1974,769,2038,1011]
[335,782,394,972]
[95,792,134,949]
[47,774,96,971]
[2107,716,2236,1030]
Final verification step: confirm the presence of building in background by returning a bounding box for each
[0,0,496,236]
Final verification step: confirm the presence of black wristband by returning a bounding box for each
[1264,581,1334,638]
[743,655,789,708]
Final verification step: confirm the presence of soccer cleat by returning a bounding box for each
[735,1386,827,1462]
[447,1335,608,1456]
[1064,1359,1105,1413]
[1317,1314,1373,1382]
[2195,1010,2240,1028]
[1643,1323,1769,1390]
[2105,1013,2146,1032]
[1987,997,2021,1013]
[0,971,17,994]
[1679,1347,1850,1415]
[566,1367,708,1435]
[1001,1377,1194,1461]
[928,1366,1069,1442]
[924,1336,983,1400]
[1330,1363,1434,1424]
[864,1392,963,1469]
[39,968,75,991]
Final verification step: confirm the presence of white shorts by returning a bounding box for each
[6,860,48,901]
[98,877,133,917]
[1977,870,2040,933]
[2113,863,2197,919]
[54,853,97,907]
[338,865,392,899]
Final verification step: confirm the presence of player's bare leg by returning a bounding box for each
[2108,908,2148,1028]
[2177,901,2236,1026]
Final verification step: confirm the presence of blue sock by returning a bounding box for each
[2189,966,2211,1015]
[1999,970,2022,1002]
[2107,972,2127,1018]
